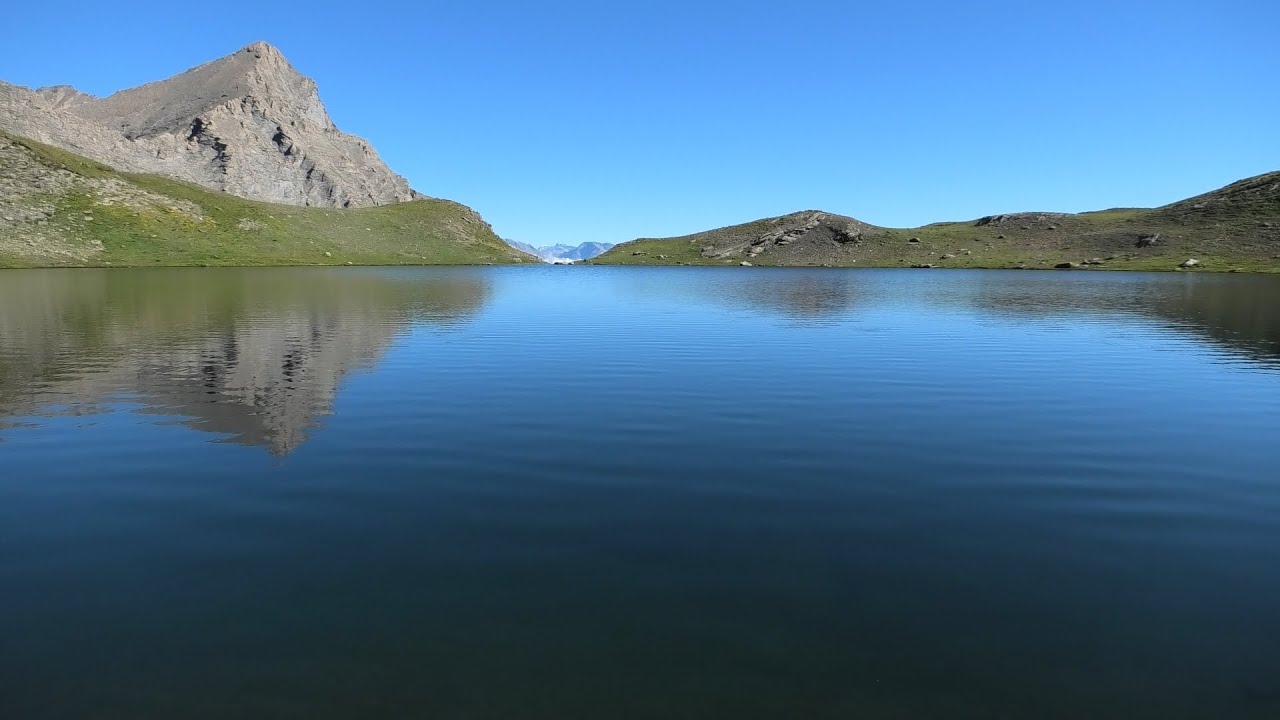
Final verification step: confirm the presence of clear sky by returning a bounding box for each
[3,1,1277,247]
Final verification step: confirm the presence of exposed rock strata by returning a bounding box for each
[0,42,415,208]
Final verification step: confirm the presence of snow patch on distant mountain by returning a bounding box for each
[502,239,614,263]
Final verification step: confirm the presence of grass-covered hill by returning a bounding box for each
[591,172,1280,272]
[0,131,536,268]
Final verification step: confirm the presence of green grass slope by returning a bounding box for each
[591,172,1280,272]
[0,131,537,268]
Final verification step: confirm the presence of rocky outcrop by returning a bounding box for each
[975,212,1071,229]
[700,211,885,261]
[0,42,416,208]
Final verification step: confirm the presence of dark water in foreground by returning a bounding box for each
[1,266,1279,719]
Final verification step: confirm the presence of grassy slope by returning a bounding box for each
[592,174,1280,272]
[0,132,536,268]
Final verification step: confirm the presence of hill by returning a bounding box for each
[590,172,1280,272]
[0,131,534,268]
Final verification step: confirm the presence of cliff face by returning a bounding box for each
[0,42,416,208]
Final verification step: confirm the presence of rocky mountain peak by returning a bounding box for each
[242,40,284,59]
[0,43,416,208]
[81,42,331,141]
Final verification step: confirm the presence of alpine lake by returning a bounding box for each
[1,266,1278,719]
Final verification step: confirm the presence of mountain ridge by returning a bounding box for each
[591,171,1280,272]
[0,42,415,208]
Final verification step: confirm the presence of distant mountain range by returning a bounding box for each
[503,239,614,263]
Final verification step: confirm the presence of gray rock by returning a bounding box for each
[1180,258,1200,268]
[940,253,956,259]
[1054,262,1076,269]
[0,42,416,208]
[1136,233,1160,248]
[739,261,753,267]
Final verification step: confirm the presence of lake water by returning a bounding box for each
[1,266,1279,719]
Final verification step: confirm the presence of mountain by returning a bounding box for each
[502,239,615,263]
[0,131,535,268]
[547,241,614,261]
[0,42,414,208]
[590,172,1280,272]
[503,238,542,257]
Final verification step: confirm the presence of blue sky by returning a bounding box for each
[3,1,1277,247]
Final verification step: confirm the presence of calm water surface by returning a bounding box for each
[1,266,1279,719]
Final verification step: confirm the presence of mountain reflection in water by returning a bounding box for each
[0,268,491,454]
[2,267,1278,458]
